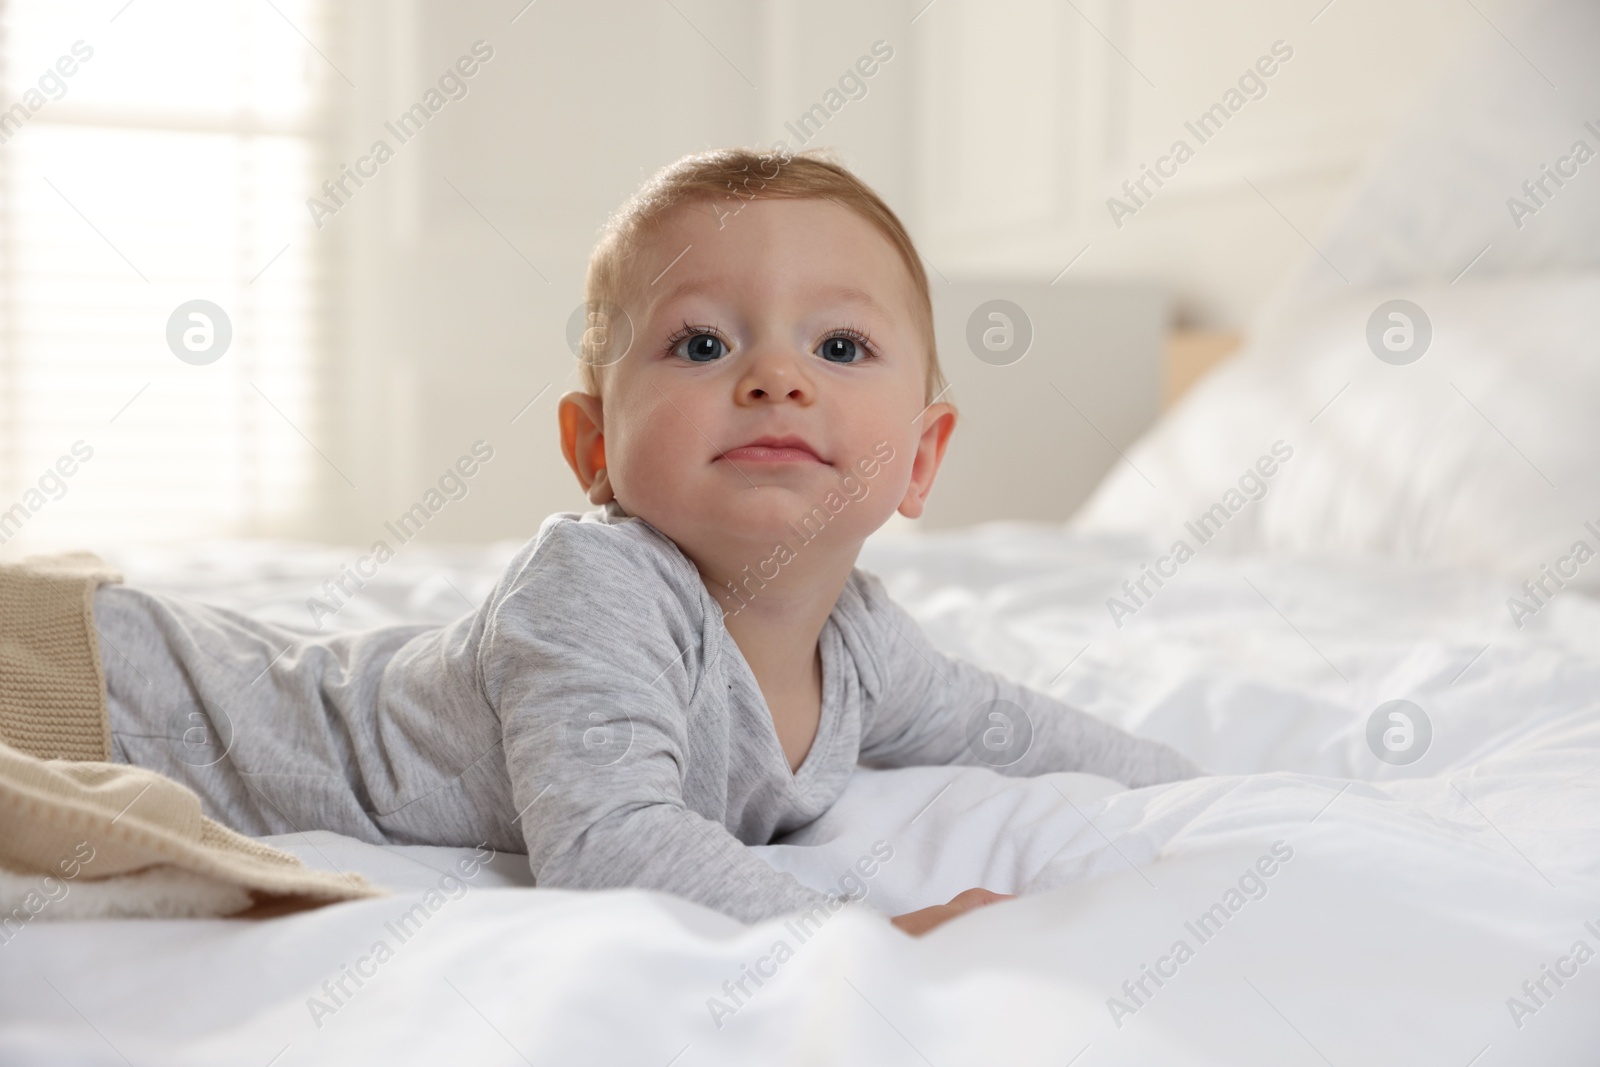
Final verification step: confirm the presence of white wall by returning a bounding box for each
[303,0,1512,545]
[905,0,1493,326]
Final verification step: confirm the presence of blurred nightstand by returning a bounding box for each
[1164,329,1243,409]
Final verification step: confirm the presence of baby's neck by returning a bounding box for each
[691,535,861,694]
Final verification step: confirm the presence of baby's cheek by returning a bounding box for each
[609,410,699,508]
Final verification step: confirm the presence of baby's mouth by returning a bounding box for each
[717,435,828,465]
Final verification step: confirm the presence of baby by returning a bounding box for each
[94,146,1201,935]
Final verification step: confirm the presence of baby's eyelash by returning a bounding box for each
[662,320,725,354]
[660,320,880,359]
[827,323,878,359]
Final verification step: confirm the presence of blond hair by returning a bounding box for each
[578,146,947,404]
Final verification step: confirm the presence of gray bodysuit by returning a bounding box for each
[97,501,1200,923]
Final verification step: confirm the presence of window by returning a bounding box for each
[0,0,327,550]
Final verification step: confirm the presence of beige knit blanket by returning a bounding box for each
[0,552,382,919]
[0,551,120,762]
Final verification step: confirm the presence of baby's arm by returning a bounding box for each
[854,573,1202,786]
[481,526,843,925]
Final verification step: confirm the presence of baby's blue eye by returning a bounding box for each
[675,334,726,362]
[817,337,861,364]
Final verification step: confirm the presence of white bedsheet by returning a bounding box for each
[2,527,1597,1065]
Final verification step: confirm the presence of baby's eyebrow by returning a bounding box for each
[651,281,892,320]
[816,285,892,319]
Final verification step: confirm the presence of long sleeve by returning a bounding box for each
[479,522,838,925]
[851,572,1203,787]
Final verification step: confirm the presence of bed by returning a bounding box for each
[0,523,1595,1065]
[6,0,1600,1063]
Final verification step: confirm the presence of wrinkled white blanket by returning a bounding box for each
[2,527,1596,1065]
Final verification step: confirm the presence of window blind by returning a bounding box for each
[0,0,326,549]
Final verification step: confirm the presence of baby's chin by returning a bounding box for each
[642,484,885,553]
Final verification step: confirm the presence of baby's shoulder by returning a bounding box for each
[472,507,717,704]
[827,566,916,695]
[835,566,896,622]
[488,505,705,621]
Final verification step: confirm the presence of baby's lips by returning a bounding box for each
[717,439,829,465]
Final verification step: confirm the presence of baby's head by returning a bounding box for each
[558,147,957,584]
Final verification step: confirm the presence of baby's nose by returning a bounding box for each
[739,351,811,402]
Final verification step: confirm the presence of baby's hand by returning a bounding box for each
[890,887,1013,936]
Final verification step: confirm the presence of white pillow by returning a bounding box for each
[1072,273,1600,589]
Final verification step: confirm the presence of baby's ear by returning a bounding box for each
[896,403,957,519]
[585,468,614,505]
[558,391,612,503]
